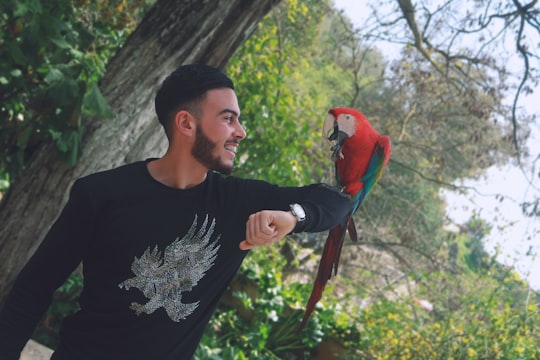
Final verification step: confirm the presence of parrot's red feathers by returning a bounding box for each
[347,217,358,242]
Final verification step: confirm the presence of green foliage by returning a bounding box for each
[462,214,492,272]
[355,258,540,360]
[377,49,514,182]
[195,242,360,359]
[0,0,149,183]
[195,226,539,359]
[32,274,83,348]
[228,0,350,185]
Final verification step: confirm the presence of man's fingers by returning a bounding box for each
[249,212,276,237]
[241,212,280,250]
[239,240,253,250]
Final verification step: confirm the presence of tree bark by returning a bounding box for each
[0,0,281,306]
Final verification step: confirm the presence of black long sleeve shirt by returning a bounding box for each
[0,160,349,360]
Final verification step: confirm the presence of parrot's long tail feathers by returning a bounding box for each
[299,221,348,330]
[333,224,347,277]
[347,217,358,242]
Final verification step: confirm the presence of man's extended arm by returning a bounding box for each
[239,183,350,250]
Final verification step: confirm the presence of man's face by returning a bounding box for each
[191,88,246,175]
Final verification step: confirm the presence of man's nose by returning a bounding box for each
[235,122,247,140]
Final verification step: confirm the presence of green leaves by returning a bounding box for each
[227,0,334,186]
[49,128,82,166]
[0,0,143,181]
[196,243,356,359]
[355,266,540,359]
[32,274,83,348]
[84,83,114,119]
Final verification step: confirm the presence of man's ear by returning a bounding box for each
[174,110,196,137]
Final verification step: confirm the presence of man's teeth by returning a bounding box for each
[225,145,237,153]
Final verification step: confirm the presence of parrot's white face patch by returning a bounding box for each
[336,114,356,137]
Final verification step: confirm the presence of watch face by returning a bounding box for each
[291,204,306,220]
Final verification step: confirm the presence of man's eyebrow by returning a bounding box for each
[219,108,240,117]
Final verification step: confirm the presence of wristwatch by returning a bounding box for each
[289,203,307,233]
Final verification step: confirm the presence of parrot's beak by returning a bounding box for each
[323,112,347,161]
[322,113,336,142]
[328,121,339,141]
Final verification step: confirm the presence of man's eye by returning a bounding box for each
[225,116,233,123]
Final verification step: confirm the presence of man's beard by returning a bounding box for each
[192,125,234,175]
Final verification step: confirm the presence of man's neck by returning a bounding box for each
[146,155,207,190]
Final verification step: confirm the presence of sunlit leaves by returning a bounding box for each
[355,268,539,360]
[228,0,337,186]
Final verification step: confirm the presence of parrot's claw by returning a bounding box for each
[330,144,344,162]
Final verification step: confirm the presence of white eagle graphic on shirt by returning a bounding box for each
[118,214,221,322]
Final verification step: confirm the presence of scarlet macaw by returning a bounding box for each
[300,107,391,329]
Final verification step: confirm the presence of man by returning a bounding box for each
[0,64,349,359]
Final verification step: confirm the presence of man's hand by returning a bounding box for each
[239,210,297,250]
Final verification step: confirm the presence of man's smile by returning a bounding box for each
[224,142,239,154]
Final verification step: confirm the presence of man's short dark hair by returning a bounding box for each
[155,64,235,132]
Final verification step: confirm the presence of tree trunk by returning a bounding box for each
[0,0,281,307]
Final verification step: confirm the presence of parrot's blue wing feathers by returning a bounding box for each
[351,137,390,214]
